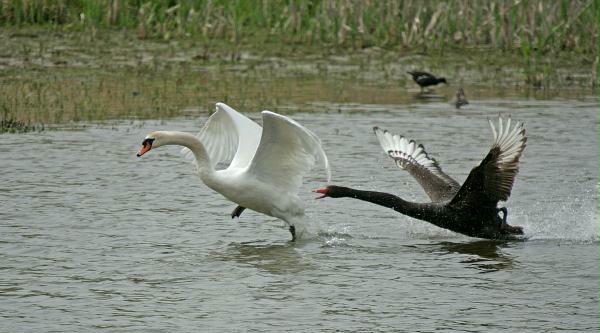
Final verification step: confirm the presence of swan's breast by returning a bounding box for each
[203,169,303,217]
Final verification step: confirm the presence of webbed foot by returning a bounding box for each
[289,225,296,242]
[497,207,508,227]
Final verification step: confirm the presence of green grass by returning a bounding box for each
[0,1,597,131]
[0,30,594,129]
[0,0,598,58]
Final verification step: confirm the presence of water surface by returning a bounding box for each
[1,97,598,332]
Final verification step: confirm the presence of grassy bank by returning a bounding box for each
[1,0,598,57]
[0,27,597,132]
[0,1,598,132]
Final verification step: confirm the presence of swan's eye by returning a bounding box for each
[142,138,155,147]
[137,138,155,157]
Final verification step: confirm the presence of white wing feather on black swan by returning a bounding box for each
[450,116,527,206]
[374,127,460,202]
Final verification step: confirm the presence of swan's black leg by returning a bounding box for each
[497,207,508,226]
[231,206,246,219]
[289,225,296,242]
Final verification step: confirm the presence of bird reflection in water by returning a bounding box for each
[413,91,446,101]
[214,241,315,275]
[436,240,516,272]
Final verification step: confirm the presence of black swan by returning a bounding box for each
[315,116,526,240]
[407,71,447,91]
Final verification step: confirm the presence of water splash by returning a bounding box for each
[513,193,599,242]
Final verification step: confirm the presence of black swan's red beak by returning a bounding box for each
[313,188,329,199]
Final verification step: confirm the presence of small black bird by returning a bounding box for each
[455,87,469,109]
[407,71,447,91]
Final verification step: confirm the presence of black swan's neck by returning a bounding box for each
[330,187,522,240]
[339,188,441,222]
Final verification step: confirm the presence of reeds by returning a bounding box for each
[0,118,43,133]
[0,1,597,128]
[1,0,597,56]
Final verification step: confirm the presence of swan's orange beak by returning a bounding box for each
[137,143,152,157]
[137,145,152,157]
[137,137,155,157]
[313,188,328,199]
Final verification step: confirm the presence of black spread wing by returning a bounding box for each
[450,117,527,207]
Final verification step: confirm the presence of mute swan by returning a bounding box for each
[137,103,330,241]
[315,116,526,240]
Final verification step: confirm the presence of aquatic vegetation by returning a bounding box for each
[0,0,597,58]
[0,1,596,127]
[0,117,42,133]
[0,36,594,128]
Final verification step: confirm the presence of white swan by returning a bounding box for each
[137,102,330,241]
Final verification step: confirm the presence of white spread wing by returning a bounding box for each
[246,111,330,194]
[181,102,262,169]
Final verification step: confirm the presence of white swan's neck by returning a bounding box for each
[156,131,214,178]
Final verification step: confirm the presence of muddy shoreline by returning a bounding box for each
[0,29,597,129]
